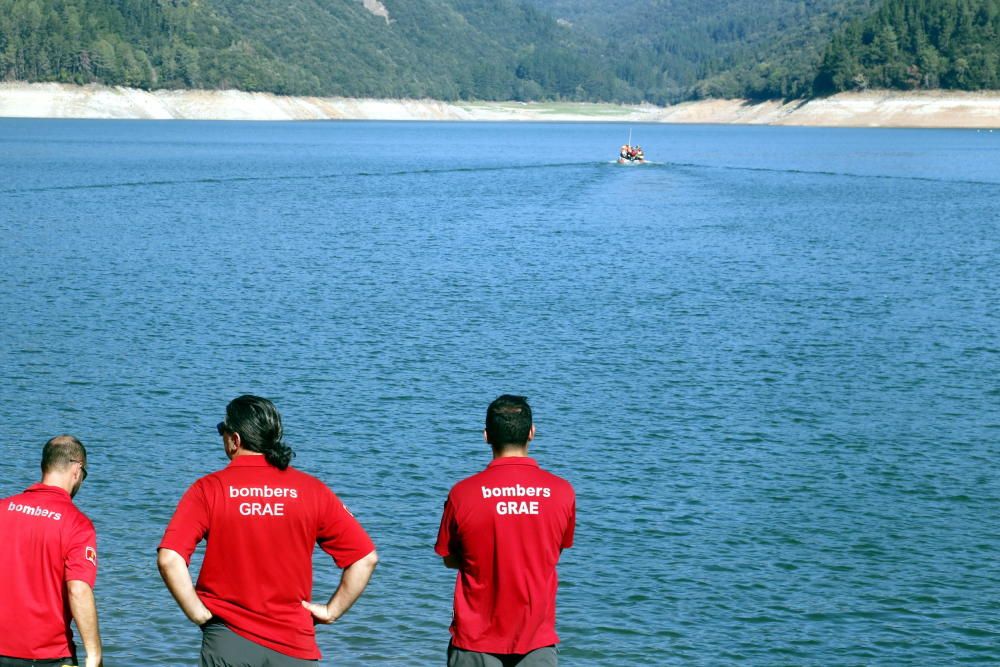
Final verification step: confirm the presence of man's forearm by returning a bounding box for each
[67,580,102,667]
[157,548,213,625]
[303,549,378,624]
[327,550,379,620]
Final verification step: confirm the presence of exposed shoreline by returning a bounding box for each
[1,82,998,128]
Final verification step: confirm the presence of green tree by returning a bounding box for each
[815,0,1000,94]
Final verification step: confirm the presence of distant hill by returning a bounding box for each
[1,0,997,102]
[525,0,880,101]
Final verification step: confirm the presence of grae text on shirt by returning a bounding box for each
[229,485,299,516]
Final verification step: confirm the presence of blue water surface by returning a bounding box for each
[0,119,998,665]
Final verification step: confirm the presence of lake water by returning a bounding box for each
[0,119,997,665]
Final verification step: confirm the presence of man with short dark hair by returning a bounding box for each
[0,436,103,667]
[436,395,576,667]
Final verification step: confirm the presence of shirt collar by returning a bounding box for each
[25,483,72,499]
[486,456,539,470]
[226,455,273,468]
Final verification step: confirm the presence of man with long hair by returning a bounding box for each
[158,395,378,666]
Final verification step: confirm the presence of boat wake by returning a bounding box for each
[4,159,989,196]
[662,161,1000,187]
[0,162,596,196]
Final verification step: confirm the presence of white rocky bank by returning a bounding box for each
[1,83,998,128]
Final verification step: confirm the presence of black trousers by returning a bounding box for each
[0,657,76,667]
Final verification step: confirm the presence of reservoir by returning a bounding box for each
[0,119,997,665]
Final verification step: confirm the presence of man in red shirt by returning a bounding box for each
[0,435,103,667]
[436,395,576,667]
[158,395,378,666]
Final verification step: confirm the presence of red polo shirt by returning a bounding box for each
[0,484,98,660]
[159,457,375,660]
[435,457,575,654]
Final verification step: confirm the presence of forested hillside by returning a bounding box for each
[1,0,997,102]
[814,0,1000,93]
[523,0,1000,99]
[0,0,639,100]
[527,0,879,101]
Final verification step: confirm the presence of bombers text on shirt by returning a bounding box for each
[228,485,299,516]
[7,501,63,521]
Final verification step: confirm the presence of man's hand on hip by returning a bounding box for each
[302,599,337,624]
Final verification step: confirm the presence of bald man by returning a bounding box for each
[0,436,102,667]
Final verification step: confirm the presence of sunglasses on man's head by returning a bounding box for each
[217,422,229,436]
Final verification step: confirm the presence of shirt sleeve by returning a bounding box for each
[434,494,457,557]
[158,480,211,565]
[561,493,575,550]
[316,486,375,569]
[65,515,98,587]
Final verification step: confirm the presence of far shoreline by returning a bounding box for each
[0,83,998,129]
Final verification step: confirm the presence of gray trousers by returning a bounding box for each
[447,643,558,667]
[200,621,317,667]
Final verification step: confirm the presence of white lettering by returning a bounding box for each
[496,501,539,515]
[229,485,299,499]
[239,502,285,516]
[482,485,551,499]
[7,501,62,521]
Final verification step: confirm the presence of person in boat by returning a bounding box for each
[627,145,638,160]
[635,146,644,161]
[620,145,629,160]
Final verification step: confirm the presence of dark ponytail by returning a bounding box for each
[224,395,295,470]
[263,440,294,470]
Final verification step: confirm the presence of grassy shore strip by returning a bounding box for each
[1,83,998,128]
[461,101,655,118]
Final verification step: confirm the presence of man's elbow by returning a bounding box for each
[360,549,379,571]
[66,579,94,600]
[157,548,183,577]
